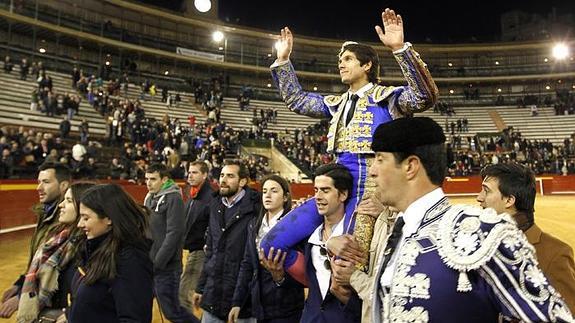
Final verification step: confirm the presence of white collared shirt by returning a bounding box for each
[380,188,445,288]
[308,218,345,299]
[255,209,284,248]
[342,82,373,125]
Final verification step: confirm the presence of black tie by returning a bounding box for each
[345,94,359,127]
[380,216,405,271]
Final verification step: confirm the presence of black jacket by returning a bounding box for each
[183,182,215,251]
[232,215,304,320]
[300,242,362,323]
[68,234,153,323]
[196,188,261,320]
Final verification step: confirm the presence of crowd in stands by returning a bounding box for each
[3,55,575,181]
[275,120,333,178]
[554,89,575,115]
[433,100,456,115]
[0,125,100,179]
[446,126,575,176]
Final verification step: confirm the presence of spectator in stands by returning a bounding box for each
[477,163,575,312]
[179,161,215,315]
[0,147,14,178]
[193,160,261,323]
[0,163,70,319]
[109,158,125,179]
[59,116,71,139]
[3,56,13,73]
[68,184,153,322]
[72,141,86,163]
[144,164,197,323]
[33,138,51,165]
[228,175,305,323]
[16,182,94,323]
[19,58,29,80]
[79,118,89,145]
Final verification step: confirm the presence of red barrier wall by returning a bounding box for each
[2,175,574,232]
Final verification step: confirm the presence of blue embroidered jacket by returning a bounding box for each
[270,43,438,154]
[372,199,574,323]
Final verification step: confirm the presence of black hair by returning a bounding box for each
[38,162,71,183]
[392,143,447,186]
[254,175,293,235]
[146,163,170,178]
[314,163,353,201]
[480,163,536,225]
[340,43,380,84]
[223,159,249,180]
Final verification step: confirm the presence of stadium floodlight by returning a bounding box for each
[212,31,224,43]
[552,43,569,60]
[194,0,211,13]
[38,47,46,53]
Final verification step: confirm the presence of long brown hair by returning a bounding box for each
[79,184,150,284]
[47,182,95,240]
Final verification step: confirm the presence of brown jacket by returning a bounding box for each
[350,207,396,323]
[525,224,575,313]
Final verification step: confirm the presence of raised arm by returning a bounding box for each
[276,27,293,63]
[376,9,438,116]
[271,27,331,119]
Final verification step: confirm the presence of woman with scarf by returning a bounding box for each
[67,184,153,323]
[17,182,95,323]
[228,175,305,323]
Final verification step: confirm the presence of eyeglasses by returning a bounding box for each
[319,245,331,271]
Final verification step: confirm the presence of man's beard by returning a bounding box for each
[220,185,238,197]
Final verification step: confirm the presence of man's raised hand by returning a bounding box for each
[276,27,294,62]
[375,8,405,51]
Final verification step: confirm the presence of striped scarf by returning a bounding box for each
[17,229,75,323]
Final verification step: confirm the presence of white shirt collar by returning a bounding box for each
[401,187,445,233]
[348,82,373,99]
[308,216,345,245]
[262,209,283,228]
[308,217,345,300]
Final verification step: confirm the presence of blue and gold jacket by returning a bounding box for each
[270,43,438,154]
[372,200,574,323]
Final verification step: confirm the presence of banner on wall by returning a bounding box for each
[176,47,224,62]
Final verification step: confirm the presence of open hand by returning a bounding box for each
[259,247,287,283]
[375,8,405,51]
[276,27,293,62]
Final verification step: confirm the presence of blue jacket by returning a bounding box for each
[232,216,304,320]
[301,242,362,323]
[196,188,261,320]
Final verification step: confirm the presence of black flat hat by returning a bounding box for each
[371,117,446,152]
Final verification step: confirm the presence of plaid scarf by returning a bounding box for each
[17,229,76,323]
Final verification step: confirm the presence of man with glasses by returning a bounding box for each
[302,163,361,323]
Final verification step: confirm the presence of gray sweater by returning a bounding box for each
[145,184,186,272]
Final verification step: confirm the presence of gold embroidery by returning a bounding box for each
[324,94,344,107]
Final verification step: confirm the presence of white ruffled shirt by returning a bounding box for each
[380,188,445,288]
